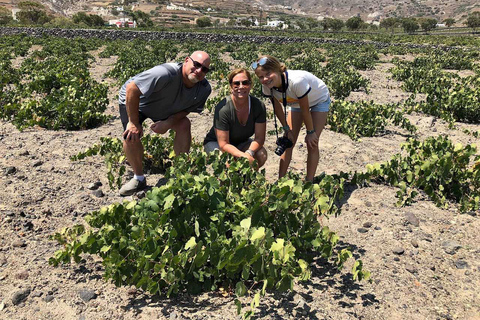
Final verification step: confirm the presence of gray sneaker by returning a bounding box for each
[119,177,147,196]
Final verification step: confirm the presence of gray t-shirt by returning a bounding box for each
[204,95,266,146]
[118,63,211,120]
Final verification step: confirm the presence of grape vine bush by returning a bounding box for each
[71,132,176,189]
[0,37,110,131]
[362,135,480,212]
[52,146,370,318]
[328,100,417,140]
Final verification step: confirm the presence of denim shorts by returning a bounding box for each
[289,97,330,113]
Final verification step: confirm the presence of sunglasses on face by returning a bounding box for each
[250,57,268,70]
[231,80,251,86]
[188,56,210,73]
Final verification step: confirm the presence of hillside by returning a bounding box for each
[2,0,480,25]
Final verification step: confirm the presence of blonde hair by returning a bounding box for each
[255,55,287,73]
[228,68,252,85]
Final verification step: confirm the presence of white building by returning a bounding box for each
[266,20,285,28]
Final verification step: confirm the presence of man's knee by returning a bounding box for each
[256,147,268,167]
[173,117,191,133]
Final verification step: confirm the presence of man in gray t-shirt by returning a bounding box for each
[118,50,212,196]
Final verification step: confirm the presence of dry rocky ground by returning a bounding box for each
[0,48,479,320]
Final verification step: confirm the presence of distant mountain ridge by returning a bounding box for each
[259,0,479,22]
[3,0,479,24]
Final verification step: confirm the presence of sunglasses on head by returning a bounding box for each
[188,56,210,73]
[250,57,268,70]
[231,80,251,86]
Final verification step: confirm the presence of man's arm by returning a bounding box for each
[124,81,143,141]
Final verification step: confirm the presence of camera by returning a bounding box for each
[275,136,293,156]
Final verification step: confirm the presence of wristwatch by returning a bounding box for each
[306,129,316,135]
[245,149,255,157]
[282,125,291,132]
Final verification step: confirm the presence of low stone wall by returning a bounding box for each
[0,27,460,50]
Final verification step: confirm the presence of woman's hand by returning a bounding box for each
[305,131,318,149]
[242,152,255,164]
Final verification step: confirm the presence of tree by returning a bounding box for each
[321,17,344,31]
[443,18,455,28]
[44,16,76,28]
[465,12,480,31]
[123,10,153,28]
[89,14,105,27]
[240,18,252,27]
[214,19,220,28]
[0,6,13,25]
[420,18,437,33]
[133,10,153,27]
[17,1,50,25]
[296,20,306,30]
[380,17,400,33]
[345,16,363,30]
[401,18,419,34]
[226,18,235,27]
[196,16,212,28]
[306,17,318,29]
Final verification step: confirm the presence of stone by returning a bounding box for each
[393,247,405,255]
[374,226,382,230]
[411,240,419,248]
[393,257,400,261]
[442,240,462,255]
[44,295,54,302]
[12,240,26,248]
[12,288,31,305]
[455,260,468,269]
[5,167,16,175]
[357,228,368,233]
[92,190,104,198]
[78,289,97,302]
[406,265,417,274]
[404,212,419,227]
[32,160,43,167]
[363,222,373,228]
[87,183,98,191]
[15,270,29,280]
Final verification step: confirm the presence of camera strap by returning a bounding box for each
[270,73,288,139]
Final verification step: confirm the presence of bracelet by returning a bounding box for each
[245,149,255,157]
[306,129,316,135]
[282,125,290,132]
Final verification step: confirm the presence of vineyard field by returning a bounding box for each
[0,31,479,320]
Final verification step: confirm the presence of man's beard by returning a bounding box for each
[188,73,200,84]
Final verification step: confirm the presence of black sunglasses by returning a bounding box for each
[250,57,268,70]
[231,80,251,86]
[188,56,210,73]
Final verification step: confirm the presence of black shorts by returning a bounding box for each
[119,104,166,131]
